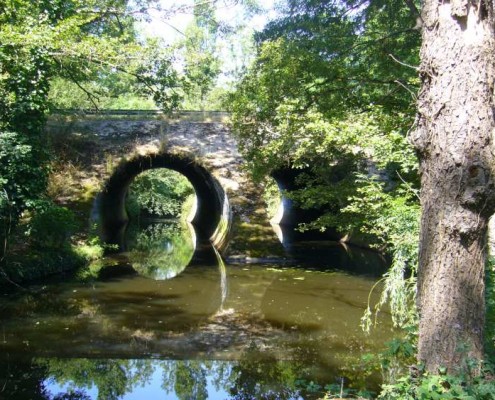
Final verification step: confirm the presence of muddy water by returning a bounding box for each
[0,221,393,399]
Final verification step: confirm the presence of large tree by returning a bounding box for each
[411,0,495,372]
[0,0,180,263]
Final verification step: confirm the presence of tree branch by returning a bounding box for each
[388,53,419,70]
[65,69,101,110]
[404,0,424,29]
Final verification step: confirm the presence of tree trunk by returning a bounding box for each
[411,0,495,373]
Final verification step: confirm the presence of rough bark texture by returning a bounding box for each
[410,0,495,373]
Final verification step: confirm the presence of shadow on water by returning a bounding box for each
[285,240,388,277]
[0,218,393,399]
[261,222,389,278]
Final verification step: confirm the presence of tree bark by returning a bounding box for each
[411,0,495,373]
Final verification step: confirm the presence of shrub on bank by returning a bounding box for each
[0,202,103,284]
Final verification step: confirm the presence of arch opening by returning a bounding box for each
[269,168,340,245]
[125,168,196,222]
[99,152,230,251]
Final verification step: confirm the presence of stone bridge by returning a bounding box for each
[47,111,293,259]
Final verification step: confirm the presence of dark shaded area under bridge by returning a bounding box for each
[99,152,226,246]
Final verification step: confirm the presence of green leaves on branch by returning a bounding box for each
[27,201,79,249]
[180,0,221,110]
[0,132,48,223]
[0,0,182,112]
[230,0,421,330]
[126,169,194,219]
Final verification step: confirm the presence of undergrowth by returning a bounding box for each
[375,258,495,399]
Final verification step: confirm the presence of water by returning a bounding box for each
[0,220,392,399]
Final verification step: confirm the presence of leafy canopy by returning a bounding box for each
[0,0,180,263]
[229,0,421,328]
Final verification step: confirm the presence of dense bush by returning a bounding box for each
[0,132,48,260]
[27,202,79,249]
[379,364,495,400]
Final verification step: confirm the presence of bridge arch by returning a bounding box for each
[270,168,323,228]
[99,152,231,250]
[270,168,341,244]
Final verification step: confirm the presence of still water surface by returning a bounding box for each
[0,221,392,399]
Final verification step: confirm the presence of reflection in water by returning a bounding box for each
[0,264,391,398]
[125,219,195,280]
[0,219,393,399]
[214,245,229,309]
[271,224,388,276]
[1,350,313,400]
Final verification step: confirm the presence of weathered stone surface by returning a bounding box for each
[47,111,283,258]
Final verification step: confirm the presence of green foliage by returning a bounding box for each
[48,77,158,110]
[379,336,417,383]
[229,0,421,330]
[374,332,495,399]
[379,363,495,400]
[0,0,182,111]
[1,208,90,282]
[27,201,78,249]
[228,343,300,400]
[262,178,282,220]
[1,246,85,282]
[173,361,208,400]
[126,169,194,219]
[351,176,420,331]
[127,221,194,280]
[73,235,105,262]
[319,385,375,399]
[229,0,420,216]
[230,0,420,163]
[171,1,262,110]
[0,132,47,211]
[179,0,221,110]
[0,131,49,260]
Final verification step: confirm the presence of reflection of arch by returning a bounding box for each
[125,220,197,280]
[96,223,222,280]
[99,152,230,250]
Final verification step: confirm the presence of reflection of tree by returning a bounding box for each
[175,362,207,400]
[0,357,51,400]
[161,360,212,400]
[35,359,154,400]
[52,390,91,400]
[229,344,302,400]
[126,220,194,280]
[16,350,339,400]
[209,361,235,394]
[38,356,306,400]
